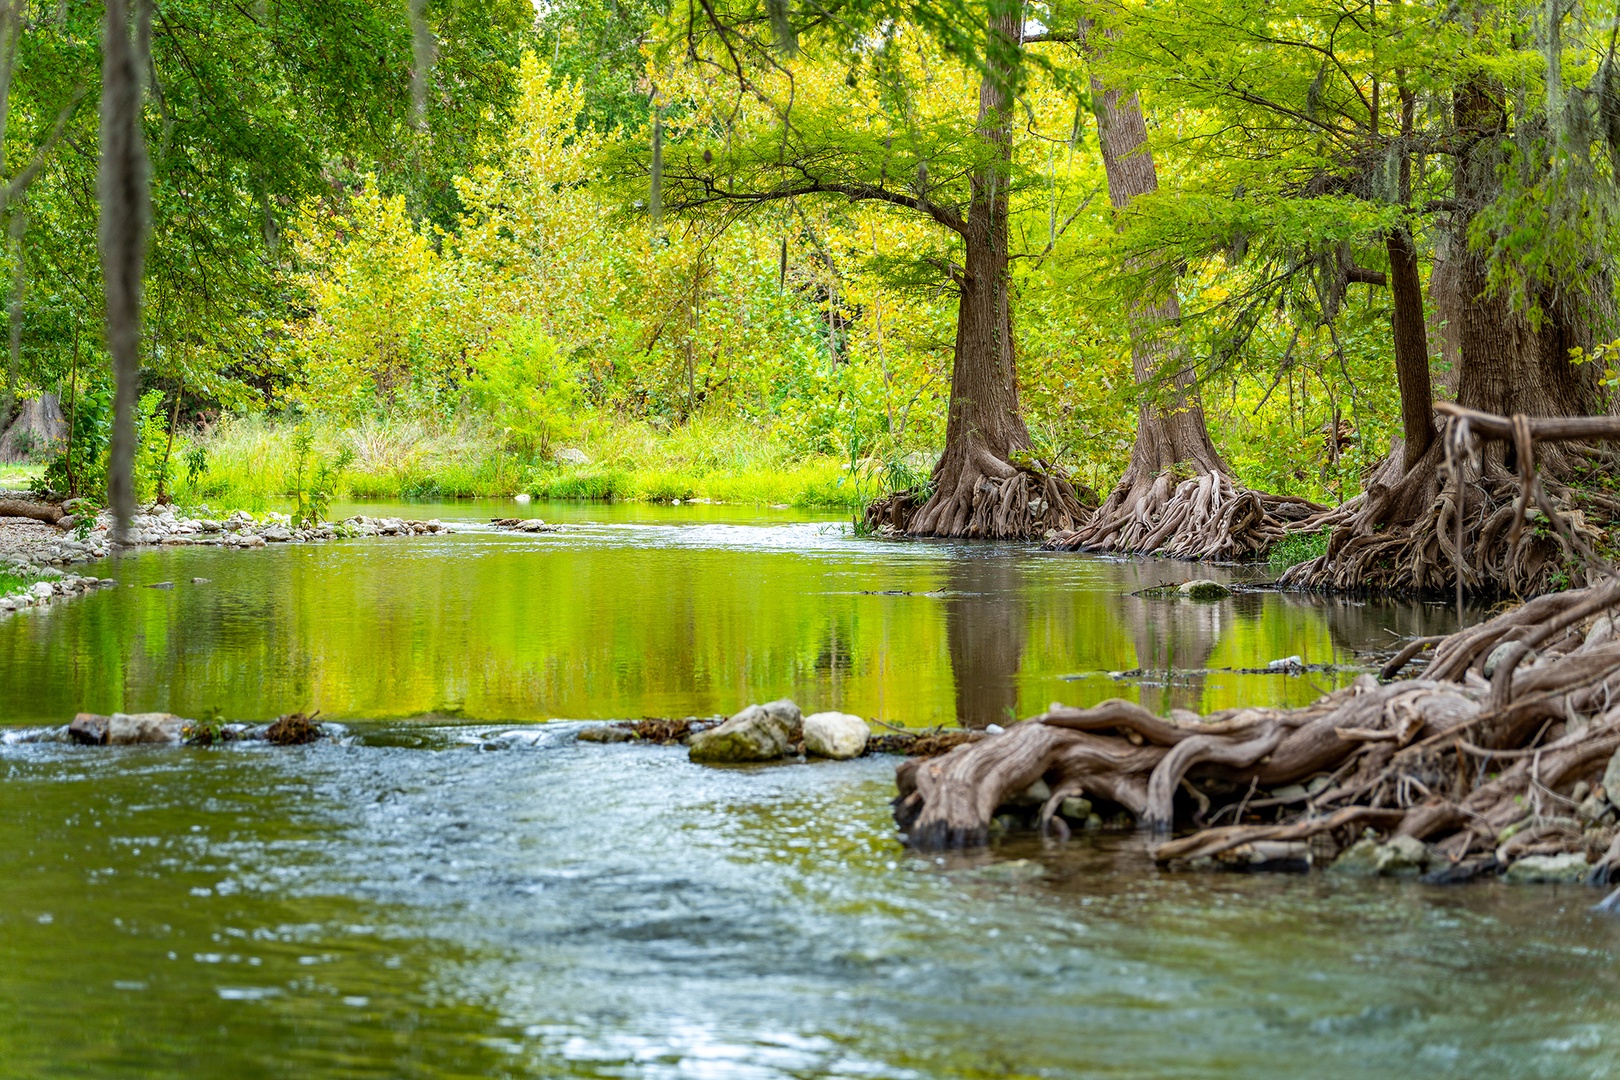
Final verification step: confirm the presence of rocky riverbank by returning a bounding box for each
[0,492,455,617]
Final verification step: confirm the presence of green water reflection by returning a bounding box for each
[0,503,1456,726]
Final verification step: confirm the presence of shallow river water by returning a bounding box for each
[2,502,1617,1078]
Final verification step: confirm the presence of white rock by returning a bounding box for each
[513,493,532,504]
[29,581,53,599]
[802,712,870,759]
[554,447,590,466]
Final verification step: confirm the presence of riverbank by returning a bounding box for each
[182,414,883,510]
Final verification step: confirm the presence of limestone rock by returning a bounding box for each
[1603,749,1620,806]
[1326,837,1382,876]
[1178,579,1232,600]
[68,713,109,745]
[801,712,869,759]
[1059,796,1093,820]
[553,447,590,466]
[759,698,803,740]
[688,701,799,764]
[106,712,187,745]
[1374,835,1432,877]
[1503,852,1589,883]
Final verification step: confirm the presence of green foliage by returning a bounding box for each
[36,379,112,500]
[1268,529,1332,573]
[467,323,584,461]
[289,426,356,528]
[134,391,174,503]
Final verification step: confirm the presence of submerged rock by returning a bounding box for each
[688,699,801,764]
[577,724,636,743]
[1503,853,1590,883]
[802,712,870,759]
[1178,579,1232,600]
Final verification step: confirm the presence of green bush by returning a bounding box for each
[1267,528,1331,573]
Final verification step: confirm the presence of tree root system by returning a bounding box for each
[1283,406,1620,596]
[1043,467,1321,561]
[867,455,1094,540]
[894,581,1620,889]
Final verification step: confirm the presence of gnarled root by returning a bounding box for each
[1282,435,1611,597]
[874,449,1095,539]
[895,582,1620,882]
[1043,466,1320,561]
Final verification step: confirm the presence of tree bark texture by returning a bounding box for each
[900,4,1090,539]
[99,0,150,542]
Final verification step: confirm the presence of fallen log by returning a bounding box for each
[894,581,1620,885]
[0,498,64,524]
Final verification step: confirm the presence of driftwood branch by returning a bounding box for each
[0,498,63,524]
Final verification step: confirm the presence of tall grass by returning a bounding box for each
[182,412,868,509]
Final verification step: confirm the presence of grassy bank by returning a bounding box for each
[182,414,878,511]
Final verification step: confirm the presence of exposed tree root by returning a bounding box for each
[1280,441,1606,596]
[866,451,1094,540]
[1042,466,1321,561]
[1284,406,1620,596]
[894,581,1620,885]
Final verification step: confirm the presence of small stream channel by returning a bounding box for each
[2,501,1615,1077]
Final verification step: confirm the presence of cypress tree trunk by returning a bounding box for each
[1091,76,1224,483]
[904,4,1089,538]
[1052,50,1314,559]
[1282,74,1614,595]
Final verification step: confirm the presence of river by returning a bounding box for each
[2,502,1615,1078]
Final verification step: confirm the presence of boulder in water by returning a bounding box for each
[1178,579,1231,600]
[1504,853,1590,884]
[689,699,801,764]
[802,712,869,759]
[107,713,187,745]
[68,713,109,745]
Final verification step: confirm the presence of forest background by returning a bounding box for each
[0,0,1608,568]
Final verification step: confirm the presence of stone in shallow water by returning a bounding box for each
[576,724,635,743]
[1503,853,1589,884]
[1374,835,1432,877]
[106,713,187,745]
[68,713,109,745]
[1326,837,1381,877]
[688,700,800,764]
[802,712,869,759]
[1178,579,1231,600]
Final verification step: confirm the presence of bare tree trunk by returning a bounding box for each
[901,3,1090,539]
[100,0,151,541]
